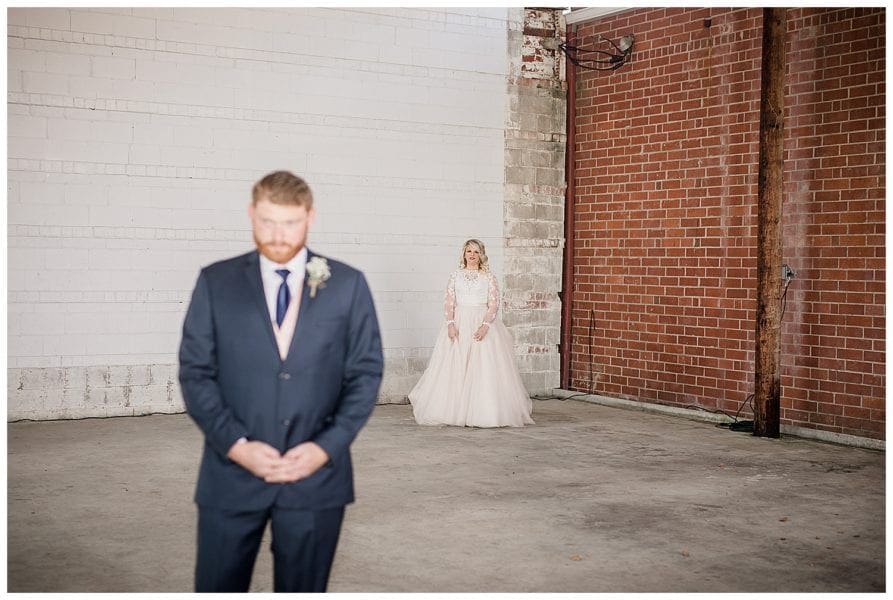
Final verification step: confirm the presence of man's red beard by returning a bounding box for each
[254,235,302,264]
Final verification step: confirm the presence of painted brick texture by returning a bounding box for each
[7,7,522,419]
[570,8,884,440]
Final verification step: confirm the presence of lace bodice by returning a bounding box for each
[443,268,499,324]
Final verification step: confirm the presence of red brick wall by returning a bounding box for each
[569,7,885,440]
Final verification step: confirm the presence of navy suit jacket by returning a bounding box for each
[178,248,383,511]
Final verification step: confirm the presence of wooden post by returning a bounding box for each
[754,8,786,438]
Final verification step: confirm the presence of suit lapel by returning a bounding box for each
[243,251,281,358]
[286,248,316,363]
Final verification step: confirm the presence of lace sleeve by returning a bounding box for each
[483,272,499,324]
[443,271,457,324]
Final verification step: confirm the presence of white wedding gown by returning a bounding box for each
[408,268,534,427]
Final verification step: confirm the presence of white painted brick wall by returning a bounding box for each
[8,7,515,419]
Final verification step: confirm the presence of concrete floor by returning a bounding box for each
[7,399,885,593]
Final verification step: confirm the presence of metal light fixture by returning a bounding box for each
[558,33,635,71]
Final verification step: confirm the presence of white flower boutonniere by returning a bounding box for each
[306,256,331,298]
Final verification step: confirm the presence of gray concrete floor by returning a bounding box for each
[7,399,885,593]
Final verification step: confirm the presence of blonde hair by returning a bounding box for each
[252,170,313,208]
[459,239,489,273]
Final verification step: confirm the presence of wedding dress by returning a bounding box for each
[408,268,534,427]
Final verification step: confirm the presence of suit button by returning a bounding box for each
[278,372,291,380]
[282,419,291,427]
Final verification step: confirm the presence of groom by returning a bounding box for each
[178,171,383,592]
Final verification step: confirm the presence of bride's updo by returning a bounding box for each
[459,239,490,273]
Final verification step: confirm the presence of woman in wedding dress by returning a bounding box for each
[408,239,534,427]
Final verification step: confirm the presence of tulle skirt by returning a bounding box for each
[408,304,534,427]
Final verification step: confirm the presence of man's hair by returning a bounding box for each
[251,171,314,208]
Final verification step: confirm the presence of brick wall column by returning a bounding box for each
[503,8,566,394]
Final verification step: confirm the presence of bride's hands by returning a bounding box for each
[448,322,458,341]
[473,323,489,342]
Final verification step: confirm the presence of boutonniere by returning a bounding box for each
[306,256,331,298]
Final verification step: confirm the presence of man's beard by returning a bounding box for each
[254,235,302,264]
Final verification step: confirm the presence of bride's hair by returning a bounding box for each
[459,239,490,273]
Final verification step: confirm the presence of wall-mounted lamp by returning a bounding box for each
[557,33,635,71]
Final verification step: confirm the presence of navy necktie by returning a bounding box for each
[275,269,290,327]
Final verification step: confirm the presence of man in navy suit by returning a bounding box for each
[178,170,383,592]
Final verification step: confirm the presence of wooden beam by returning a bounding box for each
[753,8,786,438]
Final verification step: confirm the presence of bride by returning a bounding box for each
[408,239,534,427]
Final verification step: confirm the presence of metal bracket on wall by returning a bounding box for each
[782,264,795,281]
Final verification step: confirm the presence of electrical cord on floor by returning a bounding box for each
[716,393,755,432]
[531,392,591,402]
[536,393,752,430]
[536,390,756,432]
[677,404,737,420]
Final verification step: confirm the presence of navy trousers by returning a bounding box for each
[195,504,345,593]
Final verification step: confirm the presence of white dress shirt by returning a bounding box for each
[259,248,307,326]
